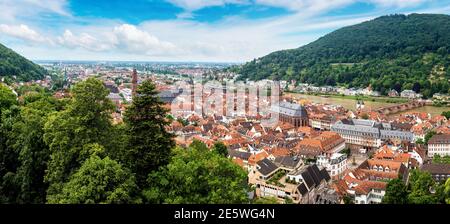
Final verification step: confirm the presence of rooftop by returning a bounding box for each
[256,158,279,176]
[271,101,308,117]
[421,164,450,174]
[428,134,450,144]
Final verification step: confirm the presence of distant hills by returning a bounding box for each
[0,43,47,81]
[232,14,450,97]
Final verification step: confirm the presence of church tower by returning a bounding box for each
[132,68,138,97]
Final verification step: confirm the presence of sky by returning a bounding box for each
[0,0,450,62]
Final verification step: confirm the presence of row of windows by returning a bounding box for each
[429,147,450,150]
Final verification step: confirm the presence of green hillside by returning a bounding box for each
[233,14,450,97]
[0,43,47,81]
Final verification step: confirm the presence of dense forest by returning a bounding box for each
[0,43,47,81]
[232,14,450,97]
[0,80,249,204]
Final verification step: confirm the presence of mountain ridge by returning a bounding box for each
[232,13,450,97]
[0,43,47,81]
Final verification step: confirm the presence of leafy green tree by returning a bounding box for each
[442,111,450,119]
[424,131,437,145]
[0,83,16,114]
[433,155,450,164]
[445,178,450,204]
[189,139,209,152]
[123,80,175,187]
[407,170,439,204]
[415,138,424,145]
[43,78,115,199]
[176,117,188,126]
[382,179,408,204]
[8,94,59,203]
[143,146,248,204]
[49,148,139,204]
[213,141,228,157]
[343,195,354,204]
[284,196,294,204]
[0,84,22,203]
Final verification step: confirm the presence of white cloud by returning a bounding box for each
[57,30,110,51]
[0,14,379,62]
[112,24,178,56]
[0,0,443,62]
[167,0,249,18]
[21,0,69,16]
[0,24,50,43]
[368,0,430,8]
[0,0,70,22]
[166,0,431,14]
[167,0,248,11]
[255,0,353,12]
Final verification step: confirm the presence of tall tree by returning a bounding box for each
[442,111,450,119]
[9,93,59,203]
[213,141,228,157]
[382,179,408,204]
[0,83,16,114]
[424,131,437,145]
[48,145,139,204]
[143,146,249,204]
[0,84,19,203]
[189,139,208,152]
[407,170,438,204]
[445,178,450,204]
[43,78,115,200]
[123,80,174,187]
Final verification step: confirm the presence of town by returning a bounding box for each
[5,61,449,204]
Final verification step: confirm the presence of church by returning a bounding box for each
[271,101,309,127]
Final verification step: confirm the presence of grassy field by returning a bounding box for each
[284,91,410,104]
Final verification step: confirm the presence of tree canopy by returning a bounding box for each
[49,152,139,204]
[143,145,249,204]
[43,78,115,200]
[382,178,408,204]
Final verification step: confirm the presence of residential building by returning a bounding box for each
[317,153,348,180]
[388,89,399,97]
[249,159,330,204]
[309,115,335,130]
[331,119,414,150]
[400,90,422,99]
[334,148,409,204]
[295,131,346,158]
[427,134,450,157]
[421,164,450,183]
[353,181,387,204]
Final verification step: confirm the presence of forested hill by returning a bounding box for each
[0,43,47,81]
[232,14,450,97]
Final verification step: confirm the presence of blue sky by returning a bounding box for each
[0,0,450,62]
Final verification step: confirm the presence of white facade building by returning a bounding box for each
[317,153,348,179]
[354,188,385,204]
[427,134,450,157]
